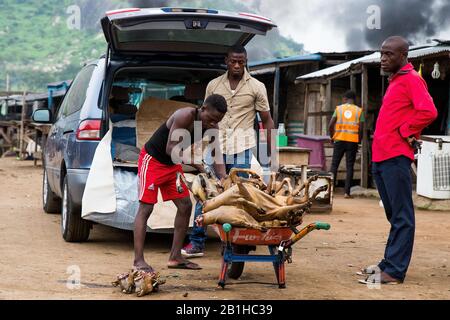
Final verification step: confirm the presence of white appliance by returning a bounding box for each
[417,135,450,199]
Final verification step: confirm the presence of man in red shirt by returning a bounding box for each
[359,36,437,285]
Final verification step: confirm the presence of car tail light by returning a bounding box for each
[106,8,141,16]
[76,120,102,141]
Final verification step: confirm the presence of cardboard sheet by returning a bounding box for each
[136,97,197,149]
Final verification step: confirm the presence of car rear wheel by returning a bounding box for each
[42,169,61,214]
[61,176,91,242]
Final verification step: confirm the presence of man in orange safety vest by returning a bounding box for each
[328,90,364,198]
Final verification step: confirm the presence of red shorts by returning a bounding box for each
[138,149,190,205]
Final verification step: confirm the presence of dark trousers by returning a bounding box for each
[330,140,358,195]
[372,156,415,281]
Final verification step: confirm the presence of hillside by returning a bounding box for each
[0,0,304,92]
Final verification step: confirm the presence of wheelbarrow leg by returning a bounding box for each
[269,246,286,289]
[218,224,233,289]
[278,261,286,289]
[218,258,229,289]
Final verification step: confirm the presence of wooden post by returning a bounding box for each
[19,91,27,160]
[350,74,356,92]
[273,65,281,128]
[319,83,326,135]
[34,126,39,166]
[0,127,12,145]
[447,83,450,135]
[325,80,332,136]
[303,84,309,134]
[361,66,369,188]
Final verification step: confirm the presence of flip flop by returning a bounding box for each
[358,275,402,285]
[167,261,202,270]
[356,268,377,276]
[358,278,402,285]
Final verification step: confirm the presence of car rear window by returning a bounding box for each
[113,80,186,106]
[117,29,245,47]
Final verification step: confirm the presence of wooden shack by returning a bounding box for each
[0,81,70,159]
[296,41,450,188]
[249,51,373,146]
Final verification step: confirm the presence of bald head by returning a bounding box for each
[383,36,409,54]
[380,36,410,74]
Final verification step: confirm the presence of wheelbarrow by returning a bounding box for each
[212,222,331,289]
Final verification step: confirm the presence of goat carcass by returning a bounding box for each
[112,270,165,297]
[199,169,327,227]
[196,205,264,230]
[134,271,165,297]
[189,168,329,230]
[112,270,137,294]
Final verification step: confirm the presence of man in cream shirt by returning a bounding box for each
[182,45,275,257]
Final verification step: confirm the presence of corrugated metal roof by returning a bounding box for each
[1,90,68,105]
[249,53,322,68]
[316,50,374,56]
[408,46,450,58]
[250,67,277,76]
[297,45,450,81]
[47,80,72,88]
[23,90,67,102]
[296,52,380,81]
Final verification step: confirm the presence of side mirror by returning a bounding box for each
[32,109,52,124]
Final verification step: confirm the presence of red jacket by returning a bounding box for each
[372,63,438,162]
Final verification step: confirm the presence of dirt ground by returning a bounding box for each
[0,157,449,300]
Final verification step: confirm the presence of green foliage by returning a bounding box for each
[0,0,303,92]
[0,0,124,91]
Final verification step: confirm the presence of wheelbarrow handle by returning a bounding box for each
[222,224,233,247]
[223,223,232,233]
[283,222,331,248]
[315,222,331,230]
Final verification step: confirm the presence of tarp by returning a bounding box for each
[81,126,197,231]
[82,96,264,231]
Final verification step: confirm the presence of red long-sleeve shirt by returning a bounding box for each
[372,63,438,162]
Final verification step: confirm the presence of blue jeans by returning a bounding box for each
[189,149,252,249]
[372,156,415,281]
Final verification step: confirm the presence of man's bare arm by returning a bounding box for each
[329,116,337,140]
[259,111,275,156]
[165,109,205,172]
[204,123,227,179]
[166,109,192,157]
[211,137,227,180]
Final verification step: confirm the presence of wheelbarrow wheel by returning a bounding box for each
[228,245,256,280]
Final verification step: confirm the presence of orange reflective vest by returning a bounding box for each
[333,104,362,143]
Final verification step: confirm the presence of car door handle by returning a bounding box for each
[63,130,74,135]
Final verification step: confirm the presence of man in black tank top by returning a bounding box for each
[134,94,227,272]
[144,107,201,166]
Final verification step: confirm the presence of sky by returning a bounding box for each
[247,0,450,53]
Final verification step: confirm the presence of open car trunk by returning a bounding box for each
[101,7,276,57]
[81,66,263,231]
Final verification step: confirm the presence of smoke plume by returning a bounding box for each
[255,0,450,51]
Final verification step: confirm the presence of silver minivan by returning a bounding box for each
[33,7,276,242]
